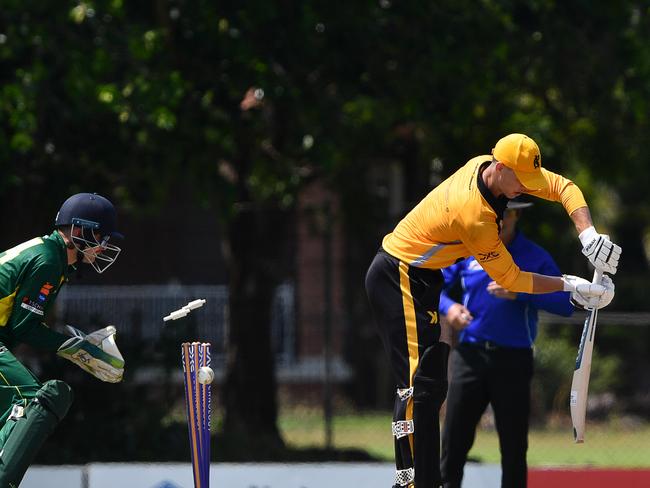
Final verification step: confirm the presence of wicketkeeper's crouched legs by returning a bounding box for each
[0,380,73,487]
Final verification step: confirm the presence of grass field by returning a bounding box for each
[279,410,650,467]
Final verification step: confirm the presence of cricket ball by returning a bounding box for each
[197,366,214,385]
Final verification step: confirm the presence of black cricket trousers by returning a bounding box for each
[366,248,448,488]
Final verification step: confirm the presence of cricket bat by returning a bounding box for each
[569,269,603,443]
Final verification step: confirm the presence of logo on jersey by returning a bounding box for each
[478,251,500,263]
[38,282,54,303]
[427,310,439,325]
[21,297,44,316]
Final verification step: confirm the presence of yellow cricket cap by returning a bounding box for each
[492,133,546,190]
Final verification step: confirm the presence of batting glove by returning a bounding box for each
[579,226,622,275]
[57,325,125,383]
[563,274,615,310]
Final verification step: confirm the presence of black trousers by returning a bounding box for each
[366,249,447,488]
[441,342,534,488]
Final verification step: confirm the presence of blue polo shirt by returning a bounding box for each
[439,231,573,348]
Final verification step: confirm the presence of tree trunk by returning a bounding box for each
[221,203,287,457]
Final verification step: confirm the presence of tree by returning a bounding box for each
[1,0,648,460]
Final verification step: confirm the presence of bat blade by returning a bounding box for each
[570,306,598,442]
[570,269,603,443]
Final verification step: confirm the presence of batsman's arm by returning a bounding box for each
[530,169,621,274]
[463,221,535,293]
[540,172,622,274]
[537,172,612,241]
[472,254,611,299]
[530,171,619,266]
[531,169,588,217]
[531,274,565,293]
[532,274,604,294]
[462,215,615,297]
[465,233,562,295]
[570,207,622,275]
[524,257,574,316]
[569,206,594,234]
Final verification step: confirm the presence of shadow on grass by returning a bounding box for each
[36,421,379,464]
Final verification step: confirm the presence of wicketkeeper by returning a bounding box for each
[365,133,620,487]
[0,193,125,487]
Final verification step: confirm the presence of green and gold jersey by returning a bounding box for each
[0,232,72,350]
[382,156,588,293]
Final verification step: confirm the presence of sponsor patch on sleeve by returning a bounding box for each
[477,251,500,263]
[21,297,45,316]
[37,282,55,304]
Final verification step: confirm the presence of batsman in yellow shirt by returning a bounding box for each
[365,134,620,488]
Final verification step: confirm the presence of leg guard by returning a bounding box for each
[413,342,450,488]
[392,387,415,487]
[0,380,73,488]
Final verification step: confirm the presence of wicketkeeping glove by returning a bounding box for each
[562,274,615,310]
[57,325,125,383]
[579,226,622,275]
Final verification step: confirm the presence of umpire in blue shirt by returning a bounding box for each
[439,198,574,488]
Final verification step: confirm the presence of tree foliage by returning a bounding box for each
[1,0,649,459]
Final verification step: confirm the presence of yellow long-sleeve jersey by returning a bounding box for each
[381,156,587,293]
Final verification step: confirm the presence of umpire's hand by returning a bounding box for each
[446,303,473,330]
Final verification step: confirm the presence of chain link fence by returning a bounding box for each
[35,284,649,467]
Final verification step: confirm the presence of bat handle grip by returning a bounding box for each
[585,269,605,312]
[592,268,603,284]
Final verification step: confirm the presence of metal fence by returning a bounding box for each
[55,283,296,366]
[48,285,650,467]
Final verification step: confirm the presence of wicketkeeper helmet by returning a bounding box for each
[55,193,123,239]
[55,193,123,273]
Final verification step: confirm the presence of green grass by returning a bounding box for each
[471,424,650,467]
[280,410,393,460]
[279,410,650,467]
